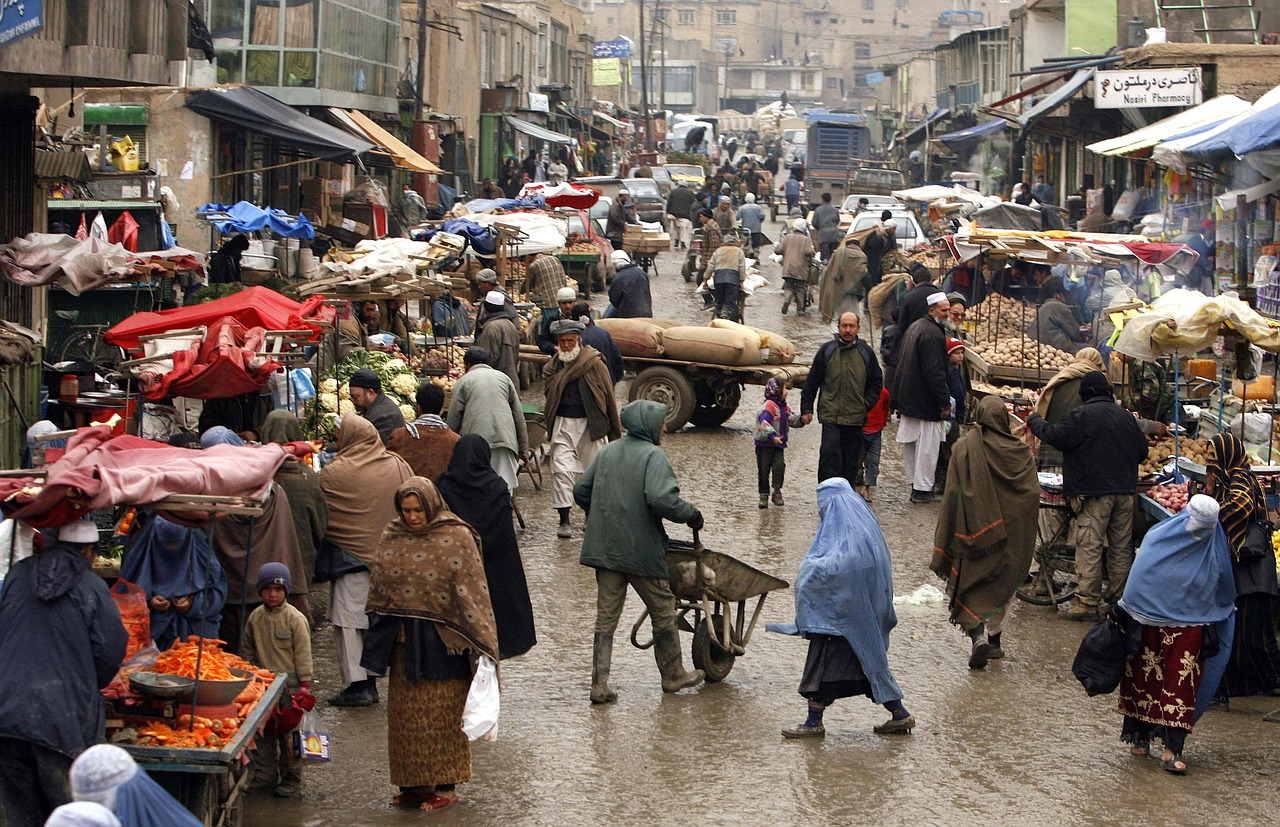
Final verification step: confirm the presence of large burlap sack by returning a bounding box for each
[662,325,762,366]
[597,318,665,357]
[708,319,763,351]
[709,319,795,365]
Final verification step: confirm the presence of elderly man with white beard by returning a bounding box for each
[542,320,622,538]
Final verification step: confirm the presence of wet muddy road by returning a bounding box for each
[248,219,1280,826]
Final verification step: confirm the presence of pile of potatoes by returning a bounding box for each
[970,338,1074,370]
[971,380,1039,402]
[1140,437,1211,477]
[971,294,1034,340]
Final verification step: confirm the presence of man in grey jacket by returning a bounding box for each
[447,346,528,493]
[474,289,522,387]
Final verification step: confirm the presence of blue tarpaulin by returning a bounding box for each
[1224,98,1280,155]
[197,202,315,239]
[411,218,497,257]
[937,119,1006,145]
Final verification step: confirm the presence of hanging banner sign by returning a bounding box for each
[1095,67,1202,109]
[0,0,43,47]
[593,58,622,87]
[593,38,632,59]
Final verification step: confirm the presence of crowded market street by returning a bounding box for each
[241,218,1280,827]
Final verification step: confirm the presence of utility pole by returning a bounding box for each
[658,8,667,115]
[638,0,653,150]
[416,0,428,121]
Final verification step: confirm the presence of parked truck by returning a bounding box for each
[803,113,904,209]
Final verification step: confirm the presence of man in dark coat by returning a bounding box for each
[575,400,705,703]
[347,368,405,445]
[891,292,953,503]
[573,303,625,383]
[475,289,522,387]
[605,189,638,252]
[0,518,128,825]
[895,263,939,335]
[801,312,883,488]
[665,182,696,250]
[1026,371,1147,621]
[608,251,653,318]
[862,217,898,287]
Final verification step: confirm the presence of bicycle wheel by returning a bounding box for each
[60,330,118,369]
[1015,563,1078,606]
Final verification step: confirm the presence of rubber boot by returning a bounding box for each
[653,629,704,693]
[590,633,618,704]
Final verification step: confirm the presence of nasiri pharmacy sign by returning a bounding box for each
[1095,67,1202,109]
[0,0,42,48]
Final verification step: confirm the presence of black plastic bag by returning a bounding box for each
[1072,614,1127,696]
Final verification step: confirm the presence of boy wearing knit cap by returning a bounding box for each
[243,562,313,797]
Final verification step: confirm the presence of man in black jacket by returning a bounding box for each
[891,292,952,503]
[347,368,406,445]
[800,312,883,488]
[0,518,128,825]
[1026,371,1147,620]
[895,263,939,334]
[608,250,653,318]
[665,182,696,249]
[572,303,625,383]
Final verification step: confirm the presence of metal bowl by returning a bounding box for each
[193,668,254,705]
[129,672,196,700]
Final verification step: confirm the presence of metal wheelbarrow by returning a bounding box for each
[630,530,789,682]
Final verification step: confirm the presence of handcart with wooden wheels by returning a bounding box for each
[630,531,789,681]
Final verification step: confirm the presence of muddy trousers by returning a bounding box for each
[756,445,786,495]
[1070,494,1135,609]
[781,278,808,314]
[0,737,71,827]
[593,569,678,637]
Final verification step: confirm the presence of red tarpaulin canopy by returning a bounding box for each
[520,182,600,209]
[136,317,281,401]
[106,287,332,354]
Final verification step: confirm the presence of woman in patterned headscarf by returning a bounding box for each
[359,477,497,812]
[1205,433,1280,699]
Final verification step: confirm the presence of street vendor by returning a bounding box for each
[605,189,639,252]
[337,300,401,360]
[538,287,580,354]
[0,518,128,826]
[1026,277,1082,355]
[119,512,227,651]
[697,208,724,282]
[525,252,569,308]
[348,368,407,446]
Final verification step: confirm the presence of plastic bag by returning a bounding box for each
[293,708,331,761]
[111,579,152,660]
[461,655,499,741]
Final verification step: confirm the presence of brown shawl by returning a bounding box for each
[318,414,413,564]
[213,484,307,602]
[819,241,869,323]
[1036,347,1105,417]
[931,396,1039,631]
[542,345,622,440]
[365,477,499,659]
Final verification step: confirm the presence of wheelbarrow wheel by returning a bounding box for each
[692,615,736,682]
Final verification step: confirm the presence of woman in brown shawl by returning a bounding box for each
[360,477,498,812]
[1027,347,1105,463]
[1205,433,1280,698]
[259,410,328,588]
[932,396,1039,669]
[317,414,413,706]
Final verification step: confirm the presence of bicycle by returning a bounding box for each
[54,310,121,370]
[1015,486,1079,606]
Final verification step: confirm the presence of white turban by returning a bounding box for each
[927,291,950,307]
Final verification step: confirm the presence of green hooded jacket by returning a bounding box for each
[575,401,700,579]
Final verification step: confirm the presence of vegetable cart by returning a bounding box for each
[630,532,789,681]
[117,675,288,827]
[556,251,601,293]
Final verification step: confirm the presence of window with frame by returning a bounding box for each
[854,41,870,60]
[655,9,669,23]
[716,9,737,26]
[538,22,548,73]
[862,0,874,9]
[678,9,694,25]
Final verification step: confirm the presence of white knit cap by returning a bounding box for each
[745,193,756,203]
[484,290,506,306]
[1186,494,1220,532]
[556,286,577,302]
[71,744,138,810]
[883,220,898,231]
[611,249,631,266]
[58,518,99,545]
[927,291,950,307]
[45,802,121,827]
[792,218,807,231]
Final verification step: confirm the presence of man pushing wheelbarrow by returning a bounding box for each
[574,400,706,703]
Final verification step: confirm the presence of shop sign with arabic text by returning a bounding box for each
[1095,67,1202,109]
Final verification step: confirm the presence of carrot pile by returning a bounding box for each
[153,636,237,681]
[136,714,240,749]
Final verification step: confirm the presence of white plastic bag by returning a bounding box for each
[461,655,499,741]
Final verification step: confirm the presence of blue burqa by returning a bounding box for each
[119,514,226,650]
[768,478,903,703]
[1118,509,1237,721]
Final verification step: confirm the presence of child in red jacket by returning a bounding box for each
[859,388,890,502]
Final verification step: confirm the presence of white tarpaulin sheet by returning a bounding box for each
[1087,95,1250,156]
[466,212,569,256]
[1113,288,1280,360]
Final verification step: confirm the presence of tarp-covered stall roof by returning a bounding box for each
[1017,69,1095,129]
[1086,95,1251,157]
[504,116,574,145]
[186,86,375,161]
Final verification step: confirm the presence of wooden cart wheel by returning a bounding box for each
[628,366,696,431]
[688,380,741,428]
[692,614,736,682]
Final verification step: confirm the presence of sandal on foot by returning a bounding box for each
[1129,742,1150,758]
[1160,756,1188,775]
[392,789,431,808]
[421,792,459,811]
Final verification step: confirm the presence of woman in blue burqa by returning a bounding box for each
[771,478,914,738]
[120,512,226,651]
[1115,494,1236,775]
